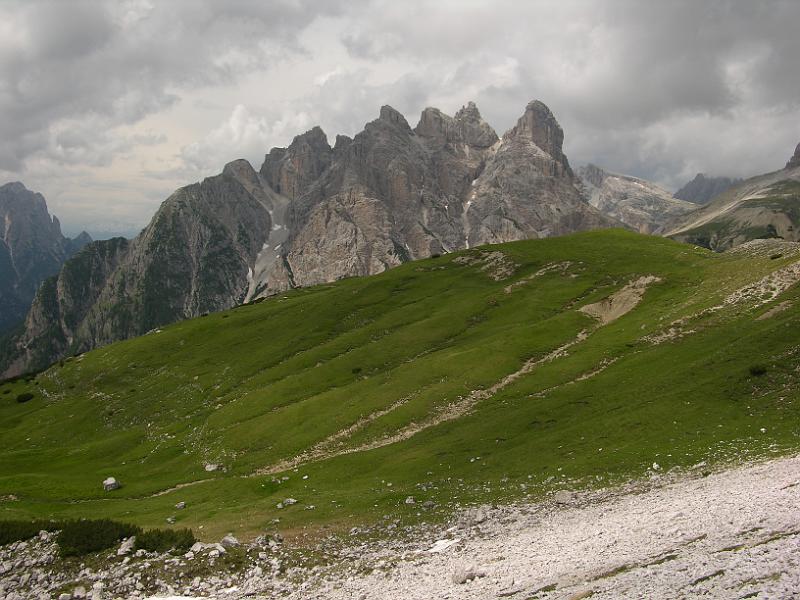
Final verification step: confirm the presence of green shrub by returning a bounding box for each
[749,364,768,377]
[0,519,61,545]
[57,519,141,557]
[2,389,9,395]
[135,528,195,553]
[15,392,34,403]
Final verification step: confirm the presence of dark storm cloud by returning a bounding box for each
[334,0,800,186]
[1,0,799,233]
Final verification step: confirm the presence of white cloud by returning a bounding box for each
[181,105,313,174]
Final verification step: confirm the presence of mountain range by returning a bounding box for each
[0,99,619,376]
[667,145,800,250]
[576,164,696,234]
[1,100,798,378]
[0,183,91,334]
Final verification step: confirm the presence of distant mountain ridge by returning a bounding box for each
[666,143,800,250]
[0,182,91,333]
[1,99,621,377]
[577,164,695,234]
[674,173,743,205]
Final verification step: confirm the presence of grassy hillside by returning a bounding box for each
[1,230,799,540]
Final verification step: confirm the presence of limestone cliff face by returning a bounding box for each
[577,164,696,234]
[271,100,617,291]
[0,182,91,333]
[1,99,622,377]
[463,101,615,246]
[2,166,271,374]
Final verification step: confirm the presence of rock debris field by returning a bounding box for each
[269,454,800,600]
[3,453,800,600]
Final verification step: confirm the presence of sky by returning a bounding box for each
[1,0,798,238]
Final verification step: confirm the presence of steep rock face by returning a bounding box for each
[577,164,696,234]
[2,166,271,374]
[666,152,800,251]
[2,99,622,376]
[1,237,129,374]
[260,126,333,200]
[674,173,743,205]
[0,183,91,333]
[463,101,617,246]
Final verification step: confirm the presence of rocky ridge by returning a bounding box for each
[577,164,696,234]
[666,142,800,250]
[1,100,619,377]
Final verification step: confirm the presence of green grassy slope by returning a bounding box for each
[1,230,799,540]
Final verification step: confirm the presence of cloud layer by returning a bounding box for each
[0,0,798,236]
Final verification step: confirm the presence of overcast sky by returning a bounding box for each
[1,0,798,238]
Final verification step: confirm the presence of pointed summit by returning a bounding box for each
[508,100,565,158]
[453,101,498,148]
[454,100,481,121]
[260,126,332,199]
[414,102,497,148]
[378,105,412,133]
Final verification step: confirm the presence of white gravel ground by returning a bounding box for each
[279,454,800,600]
[146,453,800,600]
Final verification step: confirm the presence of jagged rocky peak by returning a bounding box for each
[787,142,800,170]
[377,105,413,133]
[507,100,566,159]
[260,126,332,199]
[415,106,454,140]
[222,158,257,181]
[415,101,498,148]
[454,101,498,148]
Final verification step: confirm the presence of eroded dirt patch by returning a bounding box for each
[579,275,661,325]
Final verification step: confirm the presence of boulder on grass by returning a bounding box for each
[103,477,120,491]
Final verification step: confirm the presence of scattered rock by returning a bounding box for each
[204,463,220,472]
[117,536,136,556]
[451,564,486,584]
[554,489,574,505]
[283,498,298,506]
[428,538,460,554]
[405,496,416,505]
[175,501,186,510]
[221,534,240,548]
[102,476,120,491]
